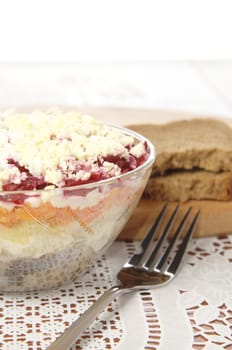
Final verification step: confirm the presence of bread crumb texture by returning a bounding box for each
[128,118,232,201]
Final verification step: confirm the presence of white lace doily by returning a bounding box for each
[0,235,231,350]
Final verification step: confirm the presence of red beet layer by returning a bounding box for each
[2,149,149,192]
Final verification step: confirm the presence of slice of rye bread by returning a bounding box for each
[128,118,232,175]
[144,170,232,201]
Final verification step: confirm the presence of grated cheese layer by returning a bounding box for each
[0,110,146,191]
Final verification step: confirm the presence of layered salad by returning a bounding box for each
[0,110,153,291]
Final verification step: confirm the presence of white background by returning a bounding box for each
[0,61,232,119]
[0,1,231,118]
[0,0,231,61]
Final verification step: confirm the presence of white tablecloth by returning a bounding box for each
[0,235,231,350]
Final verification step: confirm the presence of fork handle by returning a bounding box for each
[46,285,123,350]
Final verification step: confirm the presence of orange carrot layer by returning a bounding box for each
[0,187,135,228]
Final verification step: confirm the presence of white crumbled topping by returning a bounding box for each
[102,161,121,177]
[44,169,63,185]
[130,142,146,157]
[0,110,144,190]
[0,165,23,184]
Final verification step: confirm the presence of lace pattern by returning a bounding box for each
[0,235,231,349]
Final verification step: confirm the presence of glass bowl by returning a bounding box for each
[0,125,155,292]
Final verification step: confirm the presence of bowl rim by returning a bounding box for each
[0,123,156,196]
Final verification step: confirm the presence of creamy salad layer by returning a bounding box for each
[0,199,130,258]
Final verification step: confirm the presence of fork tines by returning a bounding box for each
[128,204,200,276]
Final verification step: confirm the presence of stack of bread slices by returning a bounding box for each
[129,118,232,202]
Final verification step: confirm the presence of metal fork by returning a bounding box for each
[47,204,200,350]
